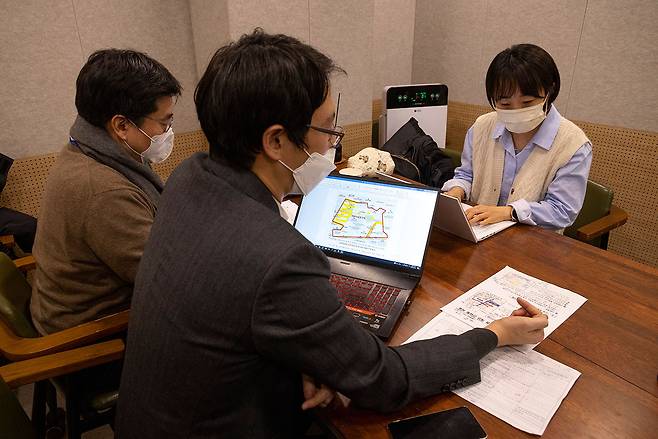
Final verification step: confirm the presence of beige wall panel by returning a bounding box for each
[72,0,200,134]
[566,0,658,131]
[227,0,309,43]
[310,0,374,125]
[0,0,83,159]
[372,0,416,99]
[477,0,586,112]
[411,0,487,104]
[189,0,230,77]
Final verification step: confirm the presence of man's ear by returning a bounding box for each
[108,115,130,141]
[261,124,287,161]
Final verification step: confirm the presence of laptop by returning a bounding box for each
[433,193,515,243]
[293,174,439,339]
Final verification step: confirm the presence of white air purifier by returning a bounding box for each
[378,83,448,148]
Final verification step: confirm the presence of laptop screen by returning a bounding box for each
[294,175,439,272]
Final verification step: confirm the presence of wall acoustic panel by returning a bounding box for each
[310,0,374,126]
[573,121,658,268]
[72,0,200,134]
[0,152,58,218]
[0,0,82,159]
[477,0,587,112]
[189,0,230,77]
[227,0,309,43]
[412,0,487,105]
[342,121,374,159]
[567,0,658,132]
[372,0,416,98]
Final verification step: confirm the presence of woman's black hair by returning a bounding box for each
[75,49,182,127]
[195,28,344,169]
[485,44,560,111]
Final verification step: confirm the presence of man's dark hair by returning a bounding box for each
[75,49,182,128]
[485,44,560,111]
[195,28,344,169]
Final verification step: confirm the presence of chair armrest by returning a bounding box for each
[0,310,129,361]
[13,255,35,272]
[0,339,124,389]
[0,235,14,248]
[576,205,628,241]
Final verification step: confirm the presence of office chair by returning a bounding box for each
[564,180,628,249]
[438,147,462,169]
[0,339,124,439]
[0,251,129,438]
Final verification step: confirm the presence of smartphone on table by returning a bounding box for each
[387,406,486,439]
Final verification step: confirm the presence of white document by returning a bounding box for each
[461,202,516,241]
[404,312,472,344]
[440,266,587,351]
[454,347,581,436]
[404,313,581,436]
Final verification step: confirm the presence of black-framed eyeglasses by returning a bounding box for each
[144,115,174,132]
[306,124,345,148]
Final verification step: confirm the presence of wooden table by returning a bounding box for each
[319,225,658,438]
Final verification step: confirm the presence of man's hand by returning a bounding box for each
[465,204,513,225]
[444,187,465,201]
[486,298,549,347]
[301,374,335,410]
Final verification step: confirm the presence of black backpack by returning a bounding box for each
[380,117,455,188]
[0,153,12,195]
[0,153,37,255]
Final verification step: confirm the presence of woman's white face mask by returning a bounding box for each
[495,99,548,133]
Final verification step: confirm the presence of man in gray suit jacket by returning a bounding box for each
[116,29,548,438]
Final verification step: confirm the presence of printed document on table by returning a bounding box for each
[454,347,581,436]
[404,313,581,436]
[440,266,587,351]
[404,312,473,344]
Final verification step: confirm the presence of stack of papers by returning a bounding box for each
[405,266,586,435]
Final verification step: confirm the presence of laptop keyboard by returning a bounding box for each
[329,273,401,316]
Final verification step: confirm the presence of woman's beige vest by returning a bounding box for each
[470,112,589,206]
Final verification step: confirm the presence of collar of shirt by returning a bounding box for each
[492,105,562,152]
[272,196,288,220]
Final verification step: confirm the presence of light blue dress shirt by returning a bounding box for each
[441,106,592,229]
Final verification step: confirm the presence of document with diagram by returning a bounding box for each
[403,312,581,435]
[440,266,587,351]
[455,346,581,435]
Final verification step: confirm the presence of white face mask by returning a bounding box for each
[124,123,175,164]
[279,147,336,195]
[495,100,548,133]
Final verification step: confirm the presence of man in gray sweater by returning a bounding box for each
[116,29,548,438]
